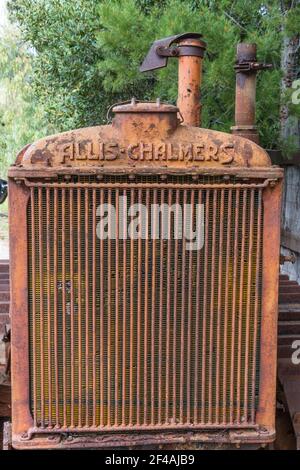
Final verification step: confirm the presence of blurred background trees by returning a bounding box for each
[0,0,299,176]
[0,24,51,177]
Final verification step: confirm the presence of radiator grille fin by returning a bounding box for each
[28,176,263,430]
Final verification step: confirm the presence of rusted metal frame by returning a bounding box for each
[46,188,52,427]
[129,188,135,426]
[158,188,165,425]
[70,188,75,427]
[12,428,274,450]
[92,188,97,426]
[165,189,172,423]
[186,190,195,423]
[200,189,210,423]
[256,180,282,433]
[244,189,255,421]
[215,189,225,423]
[251,188,262,423]
[30,188,37,427]
[84,188,90,427]
[172,189,180,423]
[53,188,59,425]
[62,188,67,427]
[9,166,284,179]
[107,189,112,427]
[151,189,158,425]
[38,187,45,427]
[24,421,259,438]
[121,188,127,426]
[136,188,142,425]
[99,189,105,427]
[222,189,232,424]
[193,189,202,423]
[8,172,282,440]
[23,180,271,190]
[77,188,82,427]
[9,179,33,436]
[114,188,119,426]
[236,189,247,424]
[229,188,240,424]
[180,190,188,423]
[208,190,217,423]
[143,189,150,425]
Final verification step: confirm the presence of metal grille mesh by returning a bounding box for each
[28,175,263,431]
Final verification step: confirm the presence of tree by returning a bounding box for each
[7,0,290,149]
[280,0,300,152]
[0,24,51,177]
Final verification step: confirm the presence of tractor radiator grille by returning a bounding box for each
[28,175,264,431]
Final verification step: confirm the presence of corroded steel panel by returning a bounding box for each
[8,64,283,449]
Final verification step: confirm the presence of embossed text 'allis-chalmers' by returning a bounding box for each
[57,140,235,164]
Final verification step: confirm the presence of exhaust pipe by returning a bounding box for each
[231,43,272,144]
[140,33,206,127]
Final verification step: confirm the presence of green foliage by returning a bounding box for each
[0,26,51,177]
[285,3,300,37]
[6,0,290,149]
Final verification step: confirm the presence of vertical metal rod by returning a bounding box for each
[201,189,210,423]
[121,189,127,426]
[236,189,247,423]
[143,188,150,425]
[230,188,240,424]
[46,187,52,426]
[151,189,157,425]
[92,189,96,426]
[216,189,225,423]
[53,188,59,425]
[165,189,172,422]
[77,188,82,427]
[84,189,89,427]
[38,187,45,427]
[129,188,134,426]
[180,189,187,423]
[208,190,217,423]
[70,188,75,428]
[158,188,165,425]
[172,189,180,422]
[62,188,67,428]
[244,189,255,420]
[30,188,37,427]
[136,189,142,425]
[107,189,112,427]
[186,190,194,423]
[99,189,104,426]
[251,189,262,422]
[194,190,202,423]
[222,189,232,423]
[114,189,119,426]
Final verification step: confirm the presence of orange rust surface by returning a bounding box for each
[177,38,203,127]
[8,99,283,449]
[10,102,274,175]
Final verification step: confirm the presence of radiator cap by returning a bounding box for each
[112,98,178,114]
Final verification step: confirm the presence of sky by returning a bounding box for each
[0,0,8,32]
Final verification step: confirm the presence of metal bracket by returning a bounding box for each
[234,61,272,73]
[140,32,206,72]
